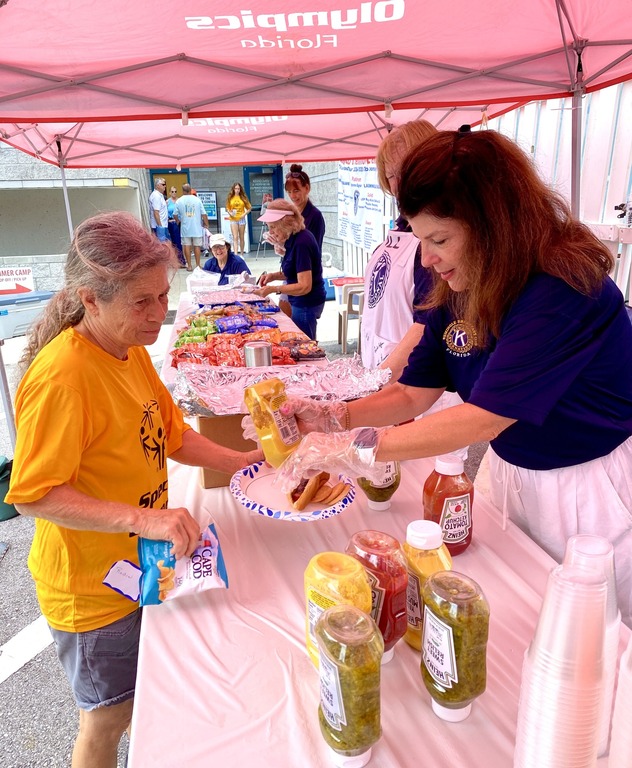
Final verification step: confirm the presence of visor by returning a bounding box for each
[258,209,294,223]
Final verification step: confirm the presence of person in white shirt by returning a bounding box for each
[148,178,168,242]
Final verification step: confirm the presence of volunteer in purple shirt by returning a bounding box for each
[252,198,326,340]
[272,131,632,625]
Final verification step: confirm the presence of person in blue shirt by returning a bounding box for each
[252,199,326,339]
[271,130,632,626]
[202,233,250,285]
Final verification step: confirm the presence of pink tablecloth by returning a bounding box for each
[128,459,625,767]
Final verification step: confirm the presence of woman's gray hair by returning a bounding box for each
[20,211,177,372]
[266,198,305,236]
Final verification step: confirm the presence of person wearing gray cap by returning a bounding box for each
[202,233,251,285]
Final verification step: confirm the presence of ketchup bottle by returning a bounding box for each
[423,455,474,556]
[345,530,408,663]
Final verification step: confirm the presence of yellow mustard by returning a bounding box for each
[244,377,301,468]
[304,552,372,668]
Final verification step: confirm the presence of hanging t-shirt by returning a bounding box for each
[361,230,419,369]
[400,274,632,470]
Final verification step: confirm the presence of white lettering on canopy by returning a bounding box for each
[185,0,405,32]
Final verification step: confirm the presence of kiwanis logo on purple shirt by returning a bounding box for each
[368,251,391,309]
[443,320,477,357]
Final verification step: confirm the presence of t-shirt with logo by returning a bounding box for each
[6,328,190,632]
[399,274,632,470]
[175,194,205,238]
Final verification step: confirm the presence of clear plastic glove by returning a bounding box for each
[274,427,385,493]
[279,397,348,435]
[241,397,348,444]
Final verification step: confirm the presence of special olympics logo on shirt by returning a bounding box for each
[443,321,477,356]
[368,252,391,309]
[139,400,166,470]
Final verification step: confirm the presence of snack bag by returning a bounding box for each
[138,523,229,606]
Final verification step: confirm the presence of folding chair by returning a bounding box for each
[337,284,365,355]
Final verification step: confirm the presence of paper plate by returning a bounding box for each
[229,462,355,522]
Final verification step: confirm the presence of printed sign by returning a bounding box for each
[0,266,34,295]
[197,190,218,221]
[337,160,386,253]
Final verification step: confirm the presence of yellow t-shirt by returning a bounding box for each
[227,195,250,222]
[6,328,189,632]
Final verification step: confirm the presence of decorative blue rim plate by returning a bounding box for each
[229,462,355,522]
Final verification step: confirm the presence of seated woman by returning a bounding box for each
[252,199,326,340]
[202,233,251,285]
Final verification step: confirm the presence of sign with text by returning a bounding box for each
[0,266,34,294]
[197,190,218,221]
[337,161,386,254]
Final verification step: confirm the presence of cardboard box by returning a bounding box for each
[196,414,257,489]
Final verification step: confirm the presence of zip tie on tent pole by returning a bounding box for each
[384,101,393,119]
[181,111,189,126]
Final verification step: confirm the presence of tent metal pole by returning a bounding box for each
[56,138,74,239]
[570,89,581,218]
[570,43,585,219]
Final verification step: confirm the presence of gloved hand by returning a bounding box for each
[241,397,348,444]
[279,397,348,435]
[274,427,385,493]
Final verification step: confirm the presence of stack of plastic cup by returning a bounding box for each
[608,634,632,765]
[514,564,607,768]
[563,535,621,756]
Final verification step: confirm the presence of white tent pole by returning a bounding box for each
[56,138,74,239]
[571,89,582,218]
[570,43,586,218]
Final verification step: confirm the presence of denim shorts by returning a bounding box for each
[49,609,142,711]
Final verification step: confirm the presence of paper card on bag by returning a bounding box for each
[103,559,142,602]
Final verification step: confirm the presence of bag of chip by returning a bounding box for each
[138,523,229,606]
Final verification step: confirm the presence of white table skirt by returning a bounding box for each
[128,458,625,767]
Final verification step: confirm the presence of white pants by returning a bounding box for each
[489,436,632,627]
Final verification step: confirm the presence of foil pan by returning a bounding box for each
[172,356,391,417]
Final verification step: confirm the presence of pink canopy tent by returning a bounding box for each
[0,0,631,210]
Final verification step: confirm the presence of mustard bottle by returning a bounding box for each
[244,377,301,468]
[402,520,452,651]
[304,552,372,668]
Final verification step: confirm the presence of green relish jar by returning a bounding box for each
[421,570,489,722]
[316,604,383,766]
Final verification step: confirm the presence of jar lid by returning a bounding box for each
[406,520,443,550]
[367,499,391,511]
[328,746,372,767]
[435,454,465,476]
[431,699,472,722]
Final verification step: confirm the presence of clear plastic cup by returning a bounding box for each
[528,564,607,674]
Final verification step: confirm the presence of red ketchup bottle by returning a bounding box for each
[345,530,409,663]
[423,455,474,556]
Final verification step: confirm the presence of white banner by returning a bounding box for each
[337,160,386,254]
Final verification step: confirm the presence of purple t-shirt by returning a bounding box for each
[281,229,326,308]
[400,273,632,469]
